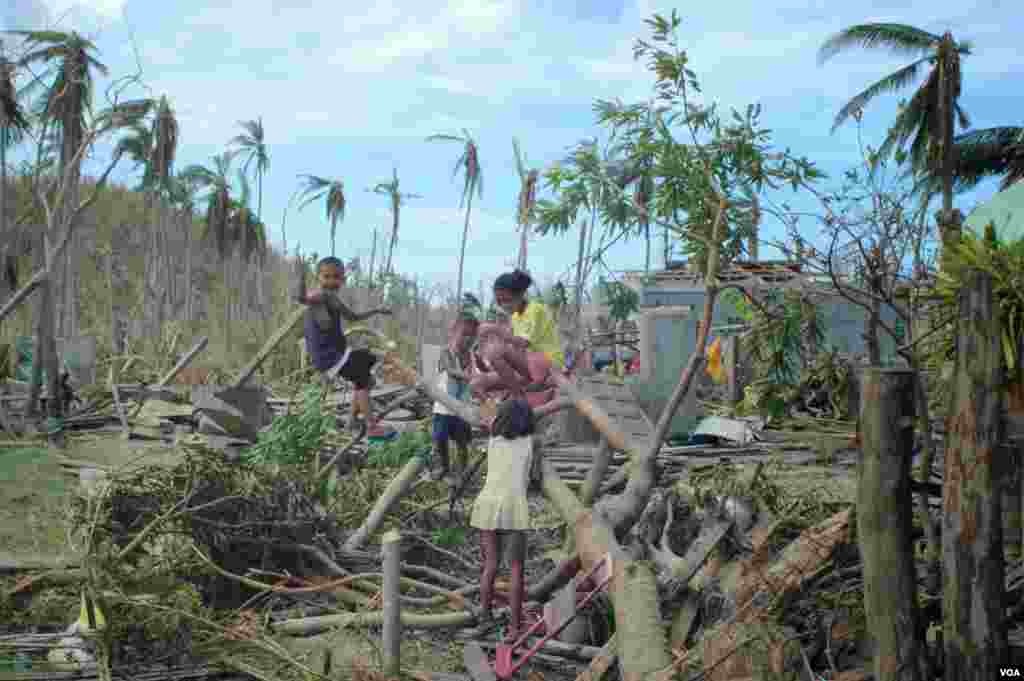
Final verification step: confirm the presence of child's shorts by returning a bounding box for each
[337,349,377,390]
[432,413,472,446]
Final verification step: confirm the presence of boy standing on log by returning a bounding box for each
[298,256,394,438]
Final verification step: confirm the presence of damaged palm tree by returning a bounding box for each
[0,88,149,442]
[513,137,539,272]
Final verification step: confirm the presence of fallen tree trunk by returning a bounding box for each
[537,201,726,681]
[343,455,428,552]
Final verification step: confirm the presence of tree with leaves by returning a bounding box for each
[596,99,663,270]
[118,95,178,333]
[819,23,972,262]
[296,174,346,257]
[426,128,482,303]
[948,126,1024,192]
[182,152,236,262]
[369,166,421,277]
[513,137,539,272]
[230,117,269,222]
[16,29,109,338]
[0,47,31,298]
[535,137,640,338]
[533,13,824,677]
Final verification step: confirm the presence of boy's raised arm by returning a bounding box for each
[333,299,392,322]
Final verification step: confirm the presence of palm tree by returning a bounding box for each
[949,126,1024,192]
[513,138,539,272]
[369,166,422,276]
[427,129,482,302]
[16,30,109,339]
[182,152,236,261]
[229,117,269,221]
[296,175,346,257]
[819,23,972,256]
[167,171,202,321]
[231,169,267,265]
[0,48,31,297]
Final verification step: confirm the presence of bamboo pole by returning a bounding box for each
[857,368,926,681]
[382,530,402,678]
[231,306,307,389]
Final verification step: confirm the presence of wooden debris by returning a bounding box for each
[128,336,209,421]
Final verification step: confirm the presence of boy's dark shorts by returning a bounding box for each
[432,413,472,445]
[338,349,377,390]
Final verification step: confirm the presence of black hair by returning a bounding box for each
[317,256,344,271]
[493,269,533,294]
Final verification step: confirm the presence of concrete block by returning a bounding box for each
[192,384,273,441]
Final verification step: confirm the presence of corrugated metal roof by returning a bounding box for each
[964,181,1024,243]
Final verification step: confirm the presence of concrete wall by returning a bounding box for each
[421,344,443,385]
[639,286,902,363]
[629,285,905,438]
[627,305,701,438]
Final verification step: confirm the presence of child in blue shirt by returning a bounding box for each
[299,256,393,438]
[429,299,480,481]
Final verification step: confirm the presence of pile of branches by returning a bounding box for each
[621,460,866,678]
[81,443,361,604]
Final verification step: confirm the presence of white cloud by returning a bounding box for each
[34,0,1023,286]
[45,0,125,20]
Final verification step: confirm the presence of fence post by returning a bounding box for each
[724,336,741,405]
[858,368,926,681]
[382,530,402,678]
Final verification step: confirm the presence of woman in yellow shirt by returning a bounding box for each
[471,270,564,405]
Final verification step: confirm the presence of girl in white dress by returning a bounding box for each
[469,399,537,640]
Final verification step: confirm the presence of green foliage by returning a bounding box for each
[598,278,639,322]
[431,526,466,547]
[244,385,334,466]
[366,429,432,467]
[565,11,824,273]
[933,232,1024,383]
[546,282,569,309]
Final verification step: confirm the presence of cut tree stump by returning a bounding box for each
[857,368,927,681]
[943,268,1010,678]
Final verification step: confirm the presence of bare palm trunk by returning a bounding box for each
[257,170,263,224]
[938,46,958,269]
[184,213,194,322]
[573,217,589,333]
[518,219,529,272]
[455,191,474,304]
[385,206,399,276]
[368,229,377,289]
[0,135,7,284]
[25,231,45,420]
[643,219,651,274]
[663,224,669,267]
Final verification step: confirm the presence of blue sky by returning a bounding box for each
[3,0,1022,298]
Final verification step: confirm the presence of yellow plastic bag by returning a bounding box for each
[706,337,725,385]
